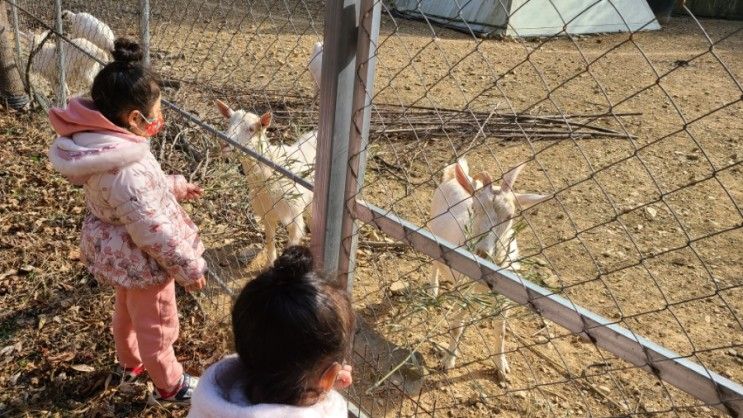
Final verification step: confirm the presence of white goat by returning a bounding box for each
[308,42,323,89]
[62,11,115,54]
[216,100,317,267]
[427,159,550,378]
[20,31,108,98]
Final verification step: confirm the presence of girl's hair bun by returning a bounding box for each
[272,246,314,278]
[112,38,143,63]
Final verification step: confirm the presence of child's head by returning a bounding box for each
[91,38,163,137]
[232,246,355,407]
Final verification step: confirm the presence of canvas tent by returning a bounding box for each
[391,0,661,37]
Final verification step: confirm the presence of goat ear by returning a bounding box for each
[260,112,272,129]
[215,99,233,119]
[502,163,525,192]
[473,172,493,188]
[454,162,476,195]
[514,193,550,210]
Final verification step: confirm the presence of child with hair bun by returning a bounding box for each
[48,38,206,402]
[189,246,355,417]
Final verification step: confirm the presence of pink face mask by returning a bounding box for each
[137,112,165,137]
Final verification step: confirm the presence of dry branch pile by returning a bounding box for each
[210,87,638,142]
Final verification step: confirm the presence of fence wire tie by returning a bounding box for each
[641,345,662,378]
[521,285,541,315]
[579,314,599,346]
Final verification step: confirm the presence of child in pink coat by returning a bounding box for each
[188,246,355,418]
[48,38,205,403]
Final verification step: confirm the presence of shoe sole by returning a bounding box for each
[146,392,192,406]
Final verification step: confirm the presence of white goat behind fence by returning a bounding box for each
[428,159,550,378]
[20,31,108,98]
[211,43,322,267]
[62,10,115,56]
[216,100,317,268]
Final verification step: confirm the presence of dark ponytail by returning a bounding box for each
[91,38,161,127]
[231,246,355,406]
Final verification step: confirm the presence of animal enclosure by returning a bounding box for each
[4,0,743,416]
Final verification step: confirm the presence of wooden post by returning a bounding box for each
[0,0,29,109]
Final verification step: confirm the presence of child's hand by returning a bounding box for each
[185,276,206,292]
[183,183,204,200]
[335,364,353,389]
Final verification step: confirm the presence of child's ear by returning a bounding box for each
[318,363,341,393]
[125,109,139,129]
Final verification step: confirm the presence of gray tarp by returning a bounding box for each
[392,0,661,37]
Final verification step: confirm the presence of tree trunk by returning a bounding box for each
[0,2,29,110]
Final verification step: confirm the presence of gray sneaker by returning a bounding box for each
[148,373,199,404]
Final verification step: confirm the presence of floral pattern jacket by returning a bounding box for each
[48,98,206,288]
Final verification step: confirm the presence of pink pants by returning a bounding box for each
[112,279,183,392]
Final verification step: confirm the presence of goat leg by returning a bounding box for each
[287,215,305,246]
[429,263,441,297]
[443,309,466,370]
[493,308,511,382]
[263,217,278,267]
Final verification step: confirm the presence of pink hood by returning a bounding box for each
[48,97,139,139]
[48,98,149,185]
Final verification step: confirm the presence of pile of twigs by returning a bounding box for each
[370,104,638,140]
[212,88,638,141]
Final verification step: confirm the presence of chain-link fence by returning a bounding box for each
[339,1,743,416]
[3,0,742,416]
[5,0,325,321]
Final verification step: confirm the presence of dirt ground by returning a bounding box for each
[3,1,742,417]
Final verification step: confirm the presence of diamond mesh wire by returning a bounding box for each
[6,0,742,416]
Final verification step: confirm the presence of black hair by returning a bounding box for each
[231,246,355,406]
[91,38,161,128]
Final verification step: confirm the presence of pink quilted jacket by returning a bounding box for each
[48,98,206,288]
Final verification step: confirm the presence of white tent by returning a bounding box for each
[392,0,661,38]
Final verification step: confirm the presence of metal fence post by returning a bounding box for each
[339,0,380,291]
[140,0,150,66]
[53,0,66,106]
[310,0,360,282]
[0,0,28,109]
[8,0,21,73]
